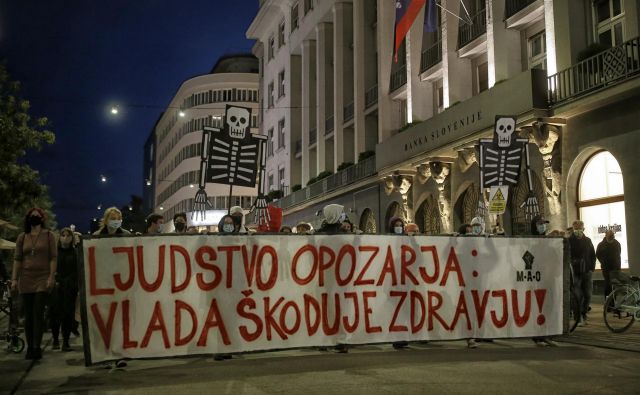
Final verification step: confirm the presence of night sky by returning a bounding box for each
[0,0,257,231]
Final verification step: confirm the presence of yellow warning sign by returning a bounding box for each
[489,186,508,214]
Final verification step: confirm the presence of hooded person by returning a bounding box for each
[470,217,485,236]
[317,204,344,234]
[229,206,249,234]
[218,215,238,234]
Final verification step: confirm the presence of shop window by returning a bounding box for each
[594,0,625,47]
[577,151,628,269]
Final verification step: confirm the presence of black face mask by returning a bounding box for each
[28,216,43,226]
[175,222,186,232]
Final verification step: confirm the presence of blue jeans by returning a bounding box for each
[573,271,593,318]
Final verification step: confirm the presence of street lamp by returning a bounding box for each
[146,179,152,186]
[179,110,186,117]
[100,175,107,183]
[110,105,119,115]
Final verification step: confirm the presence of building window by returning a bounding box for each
[268,173,275,191]
[268,82,275,108]
[278,70,285,98]
[528,31,547,70]
[267,128,275,157]
[278,21,286,48]
[577,151,628,269]
[268,36,275,60]
[251,114,257,128]
[594,0,625,47]
[477,61,489,93]
[304,0,313,14]
[291,3,299,32]
[278,118,285,149]
[278,167,286,190]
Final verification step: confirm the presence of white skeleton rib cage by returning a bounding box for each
[191,105,268,223]
[478,116,540,220]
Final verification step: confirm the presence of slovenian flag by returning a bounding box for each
[394,0,438,62]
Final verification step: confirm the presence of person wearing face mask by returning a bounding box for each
[340,219,354,233]
[93,207,131,236]
[11,208,57,360]
[145,213,164,234]
[530,215,558,347]
[470,217,485,236]
[596,229,621,299]
[218,215,238,234]
[316,204,345,235]
[388,217,406,235]
[569,220,596,325]
[50,228,79,352]
[173,212,188,233]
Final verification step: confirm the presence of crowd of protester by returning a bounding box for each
[3,201,620,362]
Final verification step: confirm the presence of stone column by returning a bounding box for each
[301,39,316,185]
[487,0,521,86]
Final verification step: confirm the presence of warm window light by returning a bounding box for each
[190,184,195,188]
[179,111,186,117]
[159,206,164,210]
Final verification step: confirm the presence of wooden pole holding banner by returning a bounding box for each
[228,184,233,214]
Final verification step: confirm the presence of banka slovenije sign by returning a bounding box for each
[81,234,563,365]
[375,69,548,171]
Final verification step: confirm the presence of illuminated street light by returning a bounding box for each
[179,110,186,117]
[189,184,194,188]
[110,106,119,115]
[146,179,152,186]
[128,206,133,211]
[97,204,102,210]
[100,175,107,183]
[159,206,164,210]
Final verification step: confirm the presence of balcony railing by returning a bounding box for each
[275,155,377,209]
[506,0,537,18]
[420,40,442,73]
[309,128,317,146]
[458,8,487,49]
[548,37,640,105]
[325,115,334,135]
[365,84,378,108]
[343,101,354,122]
[390,65,407,92]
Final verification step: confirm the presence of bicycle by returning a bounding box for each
[0,280,25,353]
[603,273,640,333]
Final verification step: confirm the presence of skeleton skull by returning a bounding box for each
[494,116,516,148]
[227,106,250,139]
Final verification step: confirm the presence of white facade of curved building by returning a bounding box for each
[153,64,260,224]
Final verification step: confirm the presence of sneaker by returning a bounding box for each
[543,339,559,347]
[467,339,477,349]
[52,340,60,350]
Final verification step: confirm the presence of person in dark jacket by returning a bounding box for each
[569,220,596,325]
[596,229,622,299]
[50,228,79,351]
[530,215,559,346]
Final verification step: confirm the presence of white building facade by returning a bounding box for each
[152,55,260,225]
[248,0,640,276]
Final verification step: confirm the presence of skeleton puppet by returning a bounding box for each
[192,105,268,223]
[478,116,539,219]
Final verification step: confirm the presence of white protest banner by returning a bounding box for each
[81,235,563,364]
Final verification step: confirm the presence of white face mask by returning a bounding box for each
[222,224,235,233]
[394,226,404,234]
[108,219,122,229]
[536,224,547,234]
[472,225,482,235]
[574,229,584,237]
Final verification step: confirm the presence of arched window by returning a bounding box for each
[577,151,628,269]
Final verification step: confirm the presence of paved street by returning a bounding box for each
[2,306,640,395]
